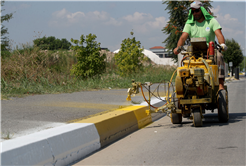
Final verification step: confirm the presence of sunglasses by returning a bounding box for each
[191,8,200,14]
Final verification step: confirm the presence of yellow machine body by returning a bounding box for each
[182,59,219,86]
[170,38,229,126]
[175,57,219,103]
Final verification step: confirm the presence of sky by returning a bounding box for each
[2,0,246,55]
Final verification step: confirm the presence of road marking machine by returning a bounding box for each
[126,37,229,127]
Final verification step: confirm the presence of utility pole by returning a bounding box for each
[243,48,245,76]
[229,62,233,77]
[243,56,246,76]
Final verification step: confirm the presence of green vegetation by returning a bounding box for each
[1,131,14,140]
[70,34,106,78]
[223,38,244,73]
[1,0,14,58]
[33,36,71,50]
[239,56,246,72]
[162,0,213,61]
[114,31,145,77]
[1,32,176,100]
[1,45,175,99]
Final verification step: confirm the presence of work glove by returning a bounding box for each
[220,43,228,51]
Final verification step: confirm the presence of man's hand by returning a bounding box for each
[173,47,180,55]
[220,43,228,51]
[173,46,184,55]
[173,32,189,55]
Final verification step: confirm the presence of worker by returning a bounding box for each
[173,0,227,91]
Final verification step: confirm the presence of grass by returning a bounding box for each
[1,131,14,140]
[1,45,176,99]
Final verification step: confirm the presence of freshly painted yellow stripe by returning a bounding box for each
[76,108,138,147]
[43,102,121,111]
[75,105,152,147]
[118,105,152,128]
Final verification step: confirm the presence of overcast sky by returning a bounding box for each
[2,0,246,55]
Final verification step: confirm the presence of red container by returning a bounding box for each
[209,41,214,56]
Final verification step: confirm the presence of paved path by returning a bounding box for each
[1,83,167,139]
[72,78,246,165]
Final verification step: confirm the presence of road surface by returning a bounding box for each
[1,83,167,139]
[72,78,246,165]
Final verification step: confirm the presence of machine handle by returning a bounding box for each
[215,41,222,53]
[177,46,186,53]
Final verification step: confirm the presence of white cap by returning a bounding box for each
[189,0,203,9]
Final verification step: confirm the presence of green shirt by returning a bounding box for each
[183,18,221,45]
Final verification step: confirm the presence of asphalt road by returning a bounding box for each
[72,77,246,165]
[1,83,168,139]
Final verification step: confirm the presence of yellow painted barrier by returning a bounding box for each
[75,105,151,147]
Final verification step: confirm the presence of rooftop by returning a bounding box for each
[149,46,165,49]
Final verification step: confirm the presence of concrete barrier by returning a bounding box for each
[1,123,100,166]
[1,98,166,165]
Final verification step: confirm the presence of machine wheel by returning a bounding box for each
[193,108,203,127]
[170,93,182,124]
[218,90,229,122]
[171,113,182,124]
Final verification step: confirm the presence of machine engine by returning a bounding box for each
[175,67,211,99]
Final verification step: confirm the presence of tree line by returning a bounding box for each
[33,36,71,50]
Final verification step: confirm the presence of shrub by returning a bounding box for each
[1,50,11,59]
[70,34,106,79]
[33,36,71,50]
[1,45,76,84]
[114,32,144,77]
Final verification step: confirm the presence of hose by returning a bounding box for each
[166,69,177,104]
[140,85,158,109]
[207,48,209,59]
[153,58,214,113]
[140,69,177,110]
[151,82,163,101]
[188,56,196,69]
[180,55,188,67]
[142,84,166,102]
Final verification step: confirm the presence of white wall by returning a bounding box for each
[113,49,177,66]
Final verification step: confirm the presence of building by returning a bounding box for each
[149,46,172,58]
[113,48,176,66]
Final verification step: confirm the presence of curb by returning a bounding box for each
[1,123,100,166]
[1,98,166,166]
[225,76,239,82]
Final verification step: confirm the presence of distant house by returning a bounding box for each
[149,46,172,58]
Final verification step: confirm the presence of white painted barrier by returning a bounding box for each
[1,123,100,166]
[1,98,166,165]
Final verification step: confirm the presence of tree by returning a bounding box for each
[33,36,71,50]
[162,0,213,61]
[70,33,106,79]
[223,38,244,74]
[114,32,144,77]
[1,1,14,52]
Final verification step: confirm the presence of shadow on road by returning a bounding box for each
[146,112,246,129]
[202,112,246,127]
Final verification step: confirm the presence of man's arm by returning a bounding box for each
[173,32,189,55]
[214,29,227,51]
[214,29,225,44]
